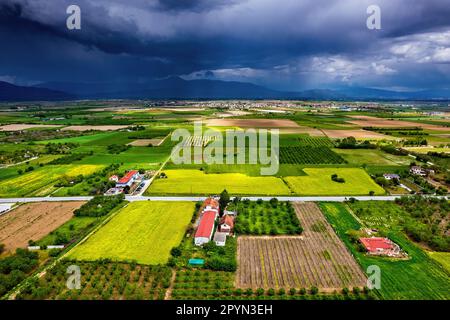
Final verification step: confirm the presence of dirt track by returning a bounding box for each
[0,201,85,252]
[0,124,60,131]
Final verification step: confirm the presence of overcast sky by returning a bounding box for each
[1,0,450,91]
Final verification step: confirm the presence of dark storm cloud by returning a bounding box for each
[0,0,449,90]
[155,0,237,12]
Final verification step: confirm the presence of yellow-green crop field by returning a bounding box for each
[404,147,450,154]
[0,164,102,197]
[284,168,386,195]
[146,169,292,195]
[147,168,385,196]
[428,252,450,273]
[68,201,195,265]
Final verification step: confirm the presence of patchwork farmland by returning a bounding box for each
[0,99,448,303]
[236,203,367,291]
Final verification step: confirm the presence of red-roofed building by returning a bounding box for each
[360,237,400,256]
[116,170,139,188]
[202,197,219,214]
[195,210,218,246]
[219,215,234,234]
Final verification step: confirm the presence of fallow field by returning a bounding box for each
[236,202,367,291]
[0,201,85,252]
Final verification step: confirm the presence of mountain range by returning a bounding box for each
[0,77,449,101]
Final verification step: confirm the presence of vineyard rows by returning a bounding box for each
[279,147,346,164]
[297,136,334,147]
[182,136,216,147]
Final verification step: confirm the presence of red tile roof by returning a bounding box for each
[203,198,219,210]
[118,170,138,184]
[360,237,393,252]
[220,215,234,229]
[195,211,216,239]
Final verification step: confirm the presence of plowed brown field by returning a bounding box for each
[0,201,85,252]
[236,202,366,291]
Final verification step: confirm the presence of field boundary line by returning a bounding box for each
[344,204,365,227]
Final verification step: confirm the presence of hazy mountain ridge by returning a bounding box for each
[1,77,449,101]
[0,81,74,101]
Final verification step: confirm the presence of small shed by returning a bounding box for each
[213,232,227,246]
[188,258,205,266]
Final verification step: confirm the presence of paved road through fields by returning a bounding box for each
[0,195,448,203]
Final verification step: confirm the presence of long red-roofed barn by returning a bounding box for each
[194,210,218,246]
[116,170,139,188]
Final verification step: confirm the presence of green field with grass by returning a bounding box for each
[428,252,450,273]
[347,201,406,230]
[334,149,410,166]
[37,216,99,247]
[36,132,118,145]
[404,147,450,153]
[68,201,195,265]
[0,164,102,197]
[284,168,386,195]
[76,146,171,167]
[320,202,450,300]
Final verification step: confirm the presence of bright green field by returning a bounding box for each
[68,201,195,265]
[284,168,386,196]
[146,169,292,195]
[404,147,450,154]
[36,132,119,145]
[37,216,99,247]
[320,202,450,300]
[334,149,410,166]
[428,252,450,273]
[0,164,102,197]
[77,146,171,167]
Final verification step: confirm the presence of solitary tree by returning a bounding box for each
[219,189,230,215]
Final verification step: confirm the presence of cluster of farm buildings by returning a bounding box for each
[191,198,405,258]
[194,198,236,247]
[106,170,146,195]
[359,237,402,257]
